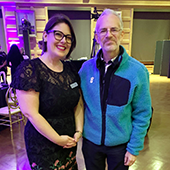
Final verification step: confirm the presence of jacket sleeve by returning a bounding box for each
[126,67,152,155]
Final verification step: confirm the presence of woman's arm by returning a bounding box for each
[16,89,76,147]
[74,90,84,143]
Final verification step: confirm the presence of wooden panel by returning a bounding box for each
[36,20,46,28]
[121,43,129,50]
[123,8,133,55]
[6,24,17,29]
[122,9,132,17]
[36,32,44,41]
[34,7,47,16]
[5,11,15,17]
[123,32,130,39]
[122,39,130,43]
[1,5,48,58]
[16,6,48,58]
[1,6,18,51]
[33,7,48,58]
[123,20,131,28]
[1,0,170,9]
[36,26,45,32]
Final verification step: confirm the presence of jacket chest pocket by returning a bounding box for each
[107,75,131,106]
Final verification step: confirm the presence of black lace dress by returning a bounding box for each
[11,58,80,170]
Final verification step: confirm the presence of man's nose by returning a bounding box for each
[105,29,112,37]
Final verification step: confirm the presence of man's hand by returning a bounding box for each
[124,151,137,166]
[74,131,82,142]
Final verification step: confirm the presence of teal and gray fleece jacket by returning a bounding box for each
[79,46,152,156]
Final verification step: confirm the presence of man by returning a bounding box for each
[79,9,152,170]
[20,47,29,60]
[22,14,32,34]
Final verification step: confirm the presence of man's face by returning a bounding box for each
[24,14,28,20]
[95,14,124,55]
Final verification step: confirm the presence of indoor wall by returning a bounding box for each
[0,10,7,53]
[131,11,170,63]
[71,20,91,60]
[48,8,91,60]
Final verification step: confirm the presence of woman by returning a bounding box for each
[11,14,84,170]
[7,44,24,81]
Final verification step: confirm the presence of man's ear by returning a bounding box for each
[43,31,48,42]
[120,30,124,42]
[95,33,99,44]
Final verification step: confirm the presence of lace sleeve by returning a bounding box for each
[10,60,41,92]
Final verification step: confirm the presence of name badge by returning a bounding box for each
[70,82,78,89]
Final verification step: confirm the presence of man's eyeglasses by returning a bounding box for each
[97,27,122,37]
[47,30,73,44]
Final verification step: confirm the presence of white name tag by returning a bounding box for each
[70,82,78,89]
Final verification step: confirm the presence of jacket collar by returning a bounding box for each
[96,46,124,69]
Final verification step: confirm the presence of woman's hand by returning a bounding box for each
[74,131,82,142]
[58,135,77,148]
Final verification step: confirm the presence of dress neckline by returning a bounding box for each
[37,57,64,74]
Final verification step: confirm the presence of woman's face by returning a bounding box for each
[44,23,72,59]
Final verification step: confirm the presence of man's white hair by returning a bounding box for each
[95,8,123,32]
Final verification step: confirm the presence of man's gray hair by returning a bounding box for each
[95,8,123,32]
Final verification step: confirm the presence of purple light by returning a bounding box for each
[9,41,20,47]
